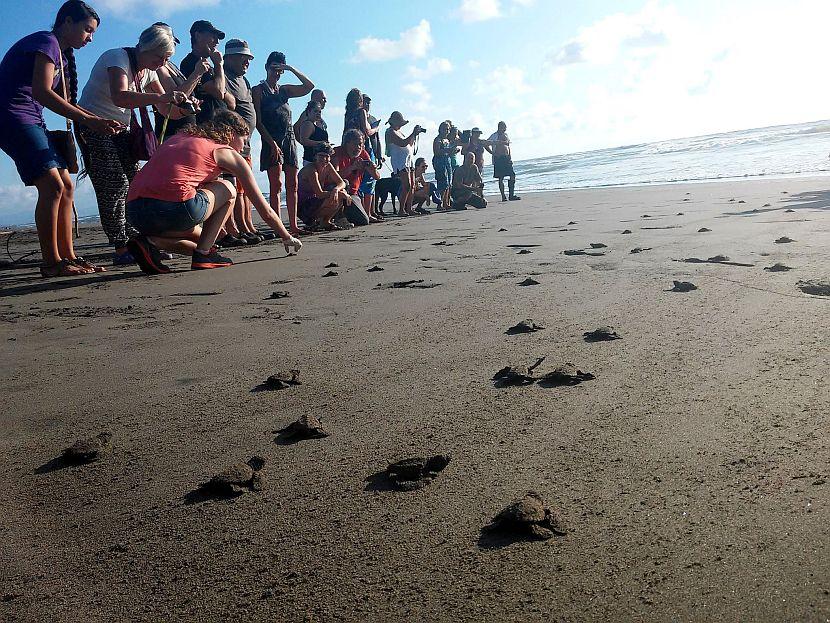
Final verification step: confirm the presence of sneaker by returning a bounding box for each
[191,247,233,270]
[258,231,277,241]
[112,250,136,266]
[218,234,247,248]
[127,236,171,275]
[240,232,262,245]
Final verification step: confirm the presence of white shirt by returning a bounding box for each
[387,129,413,173]
[79,48,158,126]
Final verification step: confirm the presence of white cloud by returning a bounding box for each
[351,20,433,63]
[474,64,533,109]
[547,1,676,67]
[407,57,454,80]
[403,81,432,113]
[96,0,220,16]
[457,0,501,22]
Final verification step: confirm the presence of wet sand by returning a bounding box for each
[1,177,830,622]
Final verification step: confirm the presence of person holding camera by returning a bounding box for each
[78,23,191,265]
[451,151,487,210]
[384,110,424,217]
[179,20,227,124]
[332,128,378,226]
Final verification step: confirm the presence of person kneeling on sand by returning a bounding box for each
[297,142,350,231]
[450,152,487,210]
[125,110,302,274]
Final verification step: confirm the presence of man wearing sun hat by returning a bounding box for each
[461,127,490,174]
[181,20,227,123]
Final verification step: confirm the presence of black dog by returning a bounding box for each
[375,176,402,216]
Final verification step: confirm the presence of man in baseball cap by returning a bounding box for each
[181,20,228,123]
[462,127,490,174]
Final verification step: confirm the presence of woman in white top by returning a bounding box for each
[384,110,423,217]
[78,23,189,264]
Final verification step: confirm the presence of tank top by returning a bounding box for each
[387,130,413,173]
[343,107,363,136]
[127,134,227,202]
[258,80,293,142]
[302,122,329,163]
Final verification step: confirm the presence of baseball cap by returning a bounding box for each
[471,127,482,134]
[225,39,253,58]
[152,22,180,44]
[190,20,226,40]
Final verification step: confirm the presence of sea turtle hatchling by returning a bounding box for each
[764,263,793,272]
[590,243,607,249]
[278,413,329,442]
[386,455,451,491]
[507,319,545,334]
[484,491,567,541]
[671,281,698,292]
[583,326,621,342]
[264,369,301,390]
[774,237,795,244]
[493,356,546,386]
[205,456,267,496]
[518,277,540,286]
[540,363,596,386]
[63,432,113,464]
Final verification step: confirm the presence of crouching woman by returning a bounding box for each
[125,110,302,274]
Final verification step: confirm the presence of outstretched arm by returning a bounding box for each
[214,148,302,251]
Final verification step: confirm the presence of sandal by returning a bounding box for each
[40,259,87,278]
[70,257,106,273]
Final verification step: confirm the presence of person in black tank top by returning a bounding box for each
[297,101,329,164]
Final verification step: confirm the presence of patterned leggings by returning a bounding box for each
[79,127,139,248]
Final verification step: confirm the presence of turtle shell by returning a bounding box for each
[583,326,620,342]
[542,364,595,385]
[493,492,547,525]
[63,432,112,463]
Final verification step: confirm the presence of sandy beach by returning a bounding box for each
[2,176,830,622]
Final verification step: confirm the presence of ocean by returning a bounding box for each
[6,119,830,227]
[479,119,830,195]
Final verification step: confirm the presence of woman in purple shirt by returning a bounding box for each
[0,1,121,277]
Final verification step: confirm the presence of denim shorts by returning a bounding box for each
[0,122,67,186]
[126,190,210,236]
[432,156,452,192]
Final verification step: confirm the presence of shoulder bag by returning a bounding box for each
[46,47,79,174]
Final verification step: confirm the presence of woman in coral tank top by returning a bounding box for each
[125,110,302,274]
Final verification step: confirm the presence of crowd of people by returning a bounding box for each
[0,0,521,278]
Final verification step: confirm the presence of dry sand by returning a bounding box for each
[1,177,830,622]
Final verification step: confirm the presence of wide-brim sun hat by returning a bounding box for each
[225,39,253,58]
[387,111,409,126]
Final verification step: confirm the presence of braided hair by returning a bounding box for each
[52,1,100,104]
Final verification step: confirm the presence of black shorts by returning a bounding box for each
[493,154,515,179]
[259,135,298,171]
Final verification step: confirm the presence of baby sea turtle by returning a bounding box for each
[264,369,301,390]
[583,326,621,342]
[698,227,711,233]
[517,249,532,255]
[498,228,508,232]
[507,319,545,335]
[540,363,596,386]
[671,281,698,292]
[738,200,746,204]
[797,281,830,297]
[268,291,290,299]
[204,456,266,497]
[774,237,794,244]
[563,249,587,256]
[764,263,793,272]
[763,203,771,207]
[590,243,607,249]
[63,432,113,464]
[518,277,540,286]
[325,262,339,268]
[484,492,567,541]
[707,254,730,263]
[493,356,546,387]
[630,247,652,254]
[278,413,328,442]
[621,229,633,234]
[677,212,685,216]
[567,221,577,225]
[367,265,384,272]
[386,455,451,491]
[784,209,795,213]
[642,214,651,218]
[323,270,339,277]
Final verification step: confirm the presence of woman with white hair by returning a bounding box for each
[78,23,188,264]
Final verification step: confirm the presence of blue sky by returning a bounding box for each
[1,0,828,224]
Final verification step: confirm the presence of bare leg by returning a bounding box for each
[243,196,256,232]
[284,165,300,234]
[498,178,507,201]
[148,227,200,256]
[195,180,236,252]
[33,169,72,267]
[266,164,284,227]
[56,169,78,260]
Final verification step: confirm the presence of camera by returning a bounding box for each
[178,100,198,115]
[415,126,427,134]
[461,129,472,144]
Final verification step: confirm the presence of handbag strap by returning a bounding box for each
[57,47,71,132]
